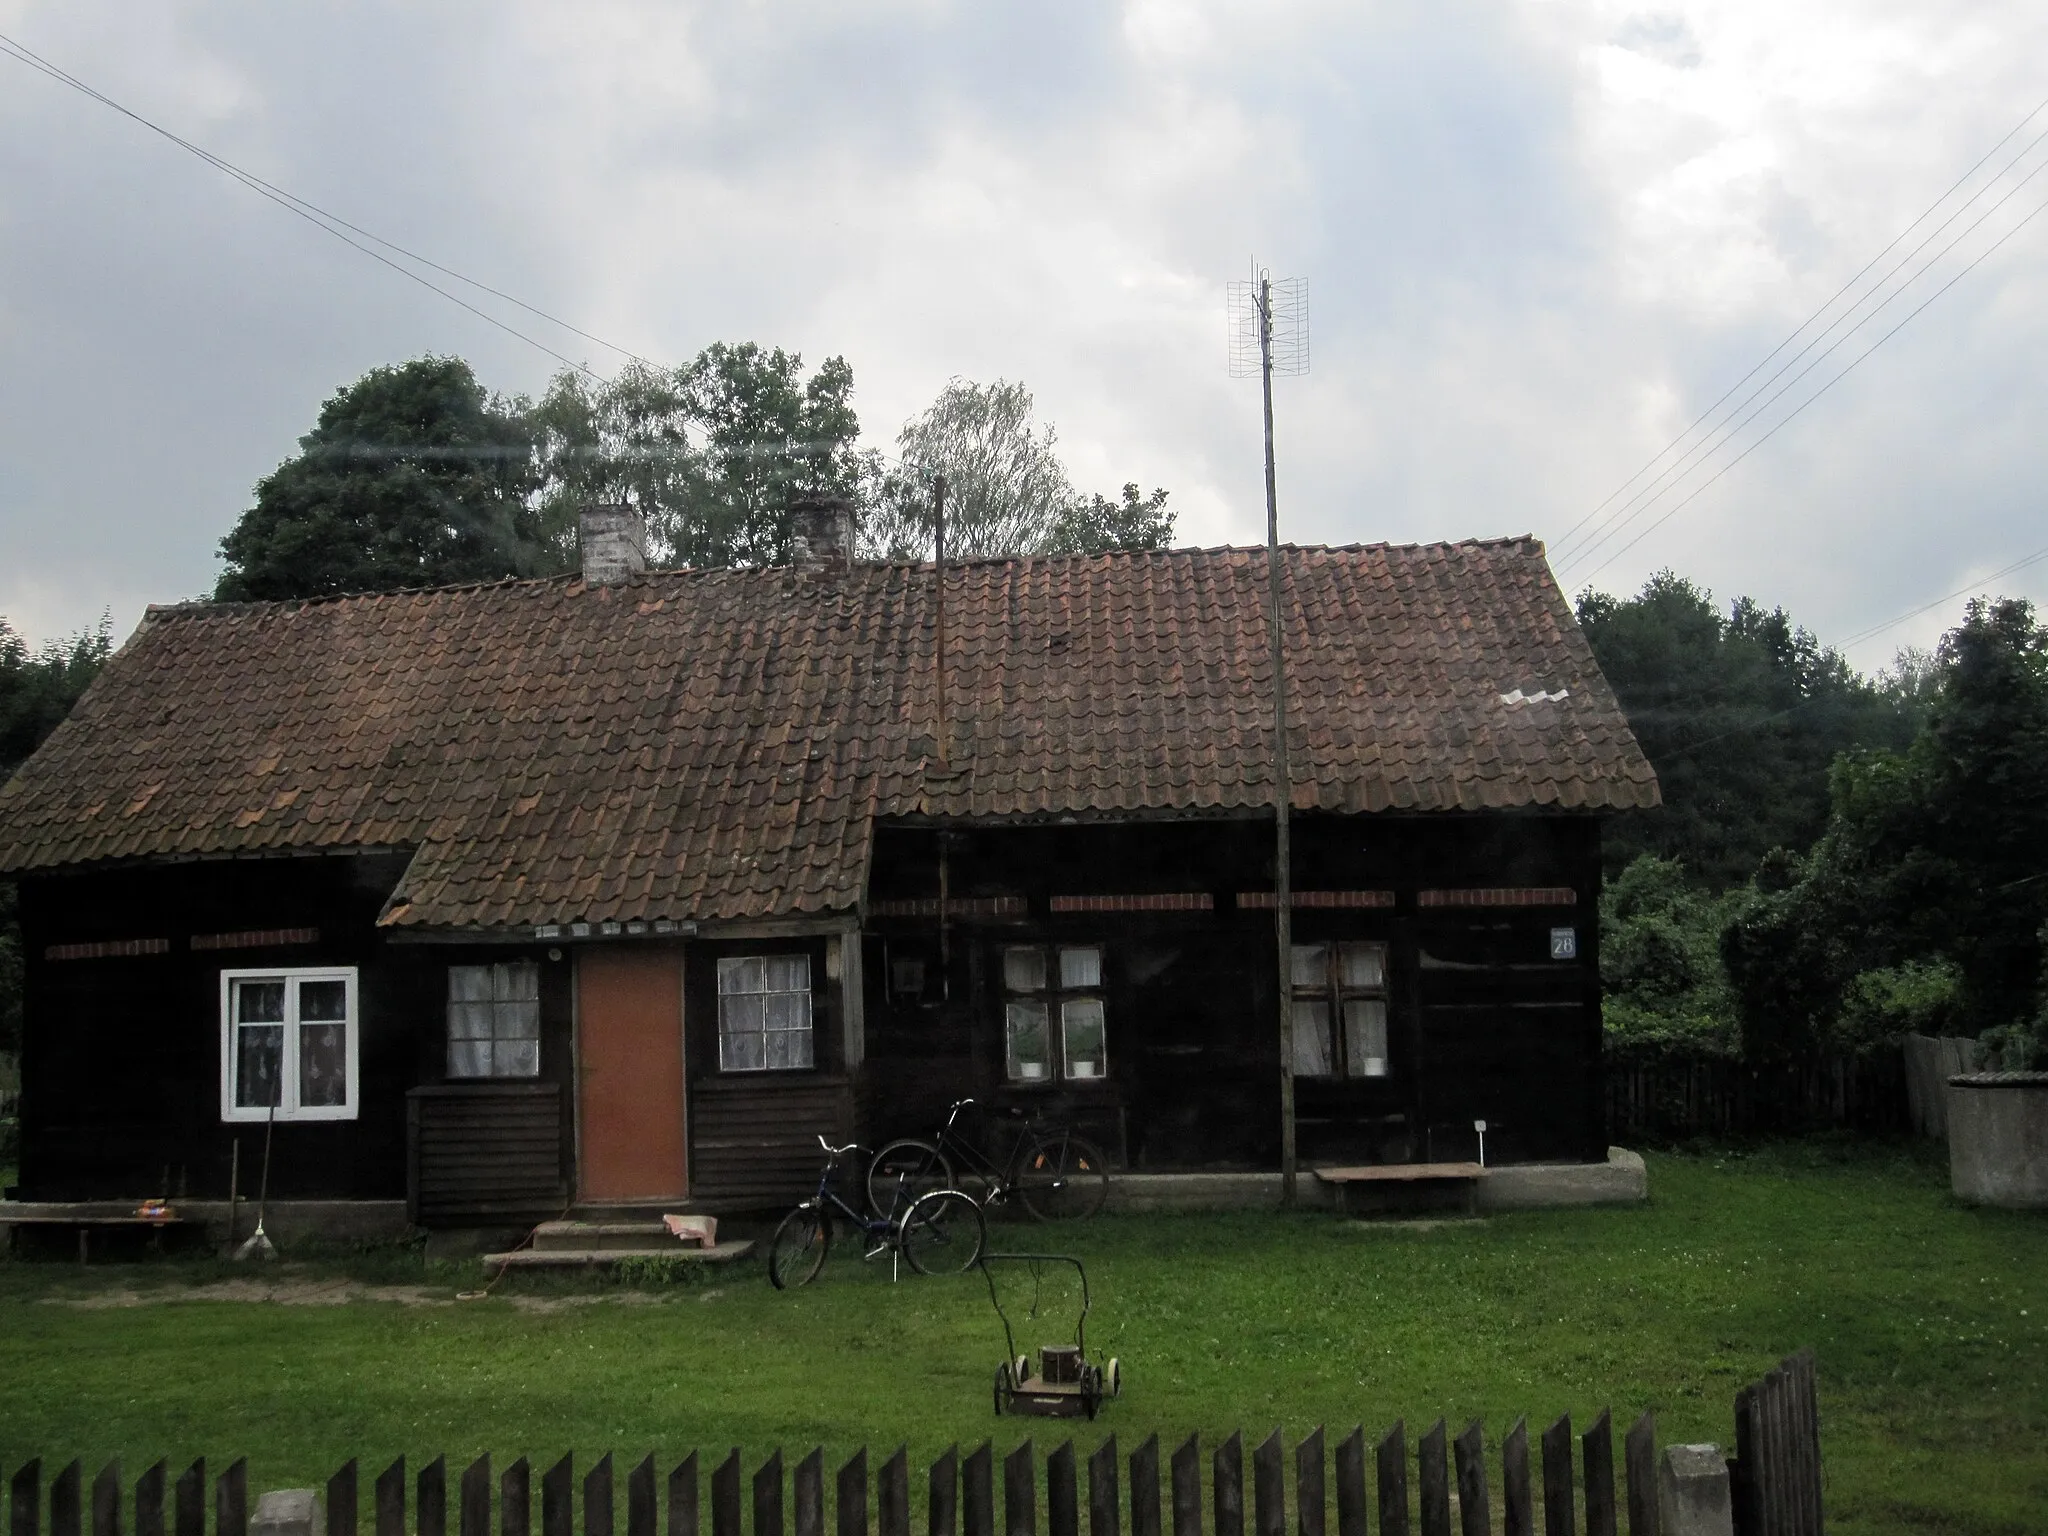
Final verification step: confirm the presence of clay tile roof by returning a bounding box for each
[0,539,1658,928]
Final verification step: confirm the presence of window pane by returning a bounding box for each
[1059,946,1103,990]
[448,1039,493,1078]
[297,979,347,1023]
[1344,999,1390,1078]
[449,965,494,1003]
[722,1028,766,1072]
[300,1022,347,1105]
[1062,998,1107,1079]
[1339,943,1388,991]
[235,980,285,1024]
[236,1024,283,1107]
[1006,1000,1050,1081]
[498,1040,541,1079]
[763,954,810,994]
[498,999,541,1041]
[1290,944,1328,991]
[1290,999,1333,1076]
[494,961,541,1002]
[448,1002,494,1040]
[718,956,764,995]
[1003,948,1046,993]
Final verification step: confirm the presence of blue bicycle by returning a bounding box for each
[768,1136,987,1289]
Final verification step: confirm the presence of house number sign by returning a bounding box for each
[1550,927,1578,961]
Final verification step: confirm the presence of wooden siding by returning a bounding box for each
[688,1076,852,1205]
[407,1083,567,1226]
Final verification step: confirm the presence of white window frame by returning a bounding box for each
[446,960,543,1080]
[218,967,360,1123]
[1001,944,1109,1084]
[716,953,816,1073]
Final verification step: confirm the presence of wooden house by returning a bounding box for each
[0,504,1657,1222]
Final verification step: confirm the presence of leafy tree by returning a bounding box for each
[1599,854,1743,1057]
[1577,572,1915,886]
[866,379,1175,561]
[532,345,873,570]
[0,615,114,1054]
[1048,483,1175,556]
[1724,598,2048,1053]
[216,357,552,601]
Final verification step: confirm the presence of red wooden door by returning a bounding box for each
[577,947,688,1201]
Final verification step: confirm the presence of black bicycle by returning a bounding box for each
[768,1135,987,1289]
[865,1098,1110,1222]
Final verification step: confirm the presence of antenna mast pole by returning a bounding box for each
[1259,275,1297,1208]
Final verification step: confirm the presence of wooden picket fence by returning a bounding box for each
[4,1353,1824,1536]
[1607,1052,1906,1143]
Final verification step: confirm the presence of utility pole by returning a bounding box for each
[1259,276,1297,1208]
[1230,266,1309,1208]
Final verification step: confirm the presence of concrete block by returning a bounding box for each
[1947,1073,2048,1208]
[1657,1445,1732,1536]
[1475,1147,1648,1211]
[252,1490,321,1536]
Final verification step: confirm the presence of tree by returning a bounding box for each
[1724,598,2048,1054]
[866,379,1176,561]
[1576,572,1915,886]
[1048,483,1175,556]
[216,357,552,601]
[1,615,114,1054]
[532,344,873,570]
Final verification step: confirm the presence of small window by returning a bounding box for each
[1002,944,1107,1083]
[1290,941,1391,1080]
[447,961,541,1079]
[718,954,814,1072]
[219,968,358,1122]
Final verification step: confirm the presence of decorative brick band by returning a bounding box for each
[191,927,322,952]
[1048,893,1214,913]
[45,938,170,962]
[869,896,1029,919]
[1418,887,1577,908]
[1238,890,1396,910]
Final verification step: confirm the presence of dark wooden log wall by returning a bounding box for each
[687,1077,853,1206]
[407,1083,568,1227]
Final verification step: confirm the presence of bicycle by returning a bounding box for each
[865,1098,1110,1223]
[767,1135,987,1289]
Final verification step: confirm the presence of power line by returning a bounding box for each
[1563,185,2048,584]
[1552,91,2048,567]
[1556,124,2048,570]
[1838,543,2048,649]
[0,31,653,381]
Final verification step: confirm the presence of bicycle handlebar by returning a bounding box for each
[817,1135,862,1159]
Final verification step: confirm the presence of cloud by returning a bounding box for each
[0,0,2043,675]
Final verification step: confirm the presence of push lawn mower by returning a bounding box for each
[980,1252,1122,1419]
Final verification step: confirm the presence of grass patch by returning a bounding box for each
[0,1143,2043,1534]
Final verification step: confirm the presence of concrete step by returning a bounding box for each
[484,1239,756,1270]
[531,1220,694,1254]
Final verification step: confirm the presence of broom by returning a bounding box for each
[234,1103,278,1261]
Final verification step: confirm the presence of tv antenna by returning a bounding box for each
[1227,265,1309,1207]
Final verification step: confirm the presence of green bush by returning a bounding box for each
[1601,855,1743,1057]
[1831,958,1962,1054]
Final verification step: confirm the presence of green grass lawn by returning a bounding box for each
[1,1141,2043,1535]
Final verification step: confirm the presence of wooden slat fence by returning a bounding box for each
[1729,1349,1822,1536]
[3,1355,1822,1536]
[1607,1053,1906,1143]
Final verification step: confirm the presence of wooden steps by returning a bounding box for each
[483,1219,754,1271]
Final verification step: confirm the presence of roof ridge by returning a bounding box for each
[148,536,1547,621]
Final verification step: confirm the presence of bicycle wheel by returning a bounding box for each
[1015,1130,1110,1220]
[767,1205,830,1289]
[899,1188,987,1276]
[865,1138,955,1217]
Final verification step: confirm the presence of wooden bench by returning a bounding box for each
[1313,1162,1485,1216]
[0,1212,190,1262]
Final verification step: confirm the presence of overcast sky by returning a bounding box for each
[1,1,2042,673]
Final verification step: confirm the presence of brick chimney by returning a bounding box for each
[789,494,855,572]
[579,504,646,585]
